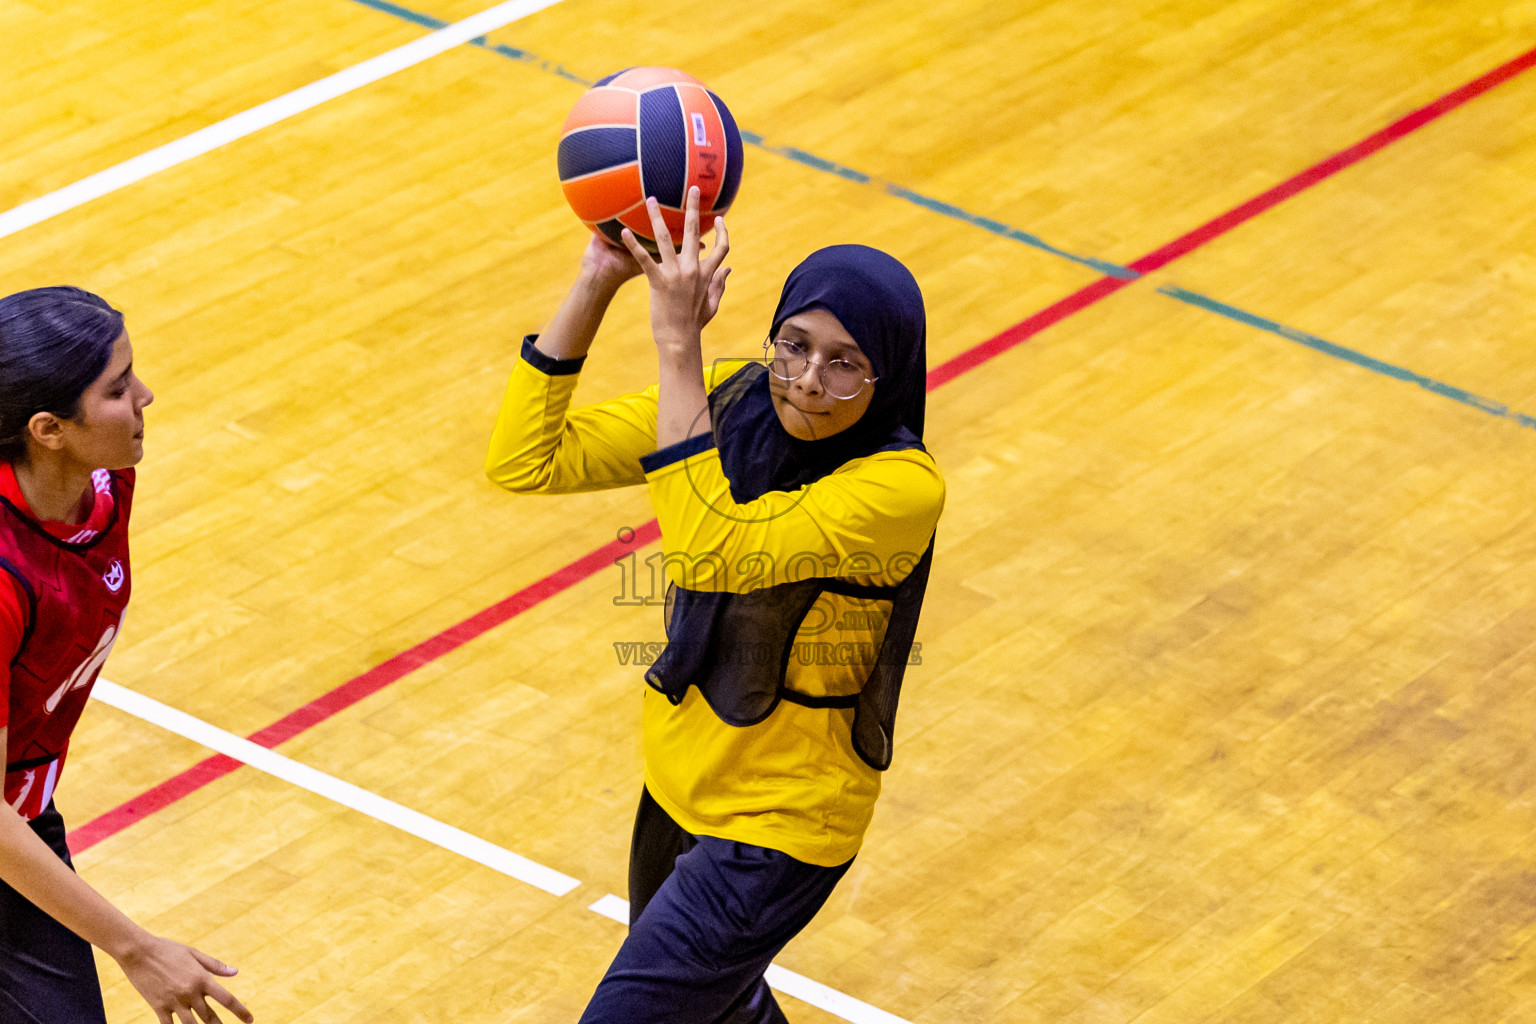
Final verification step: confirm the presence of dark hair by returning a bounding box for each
[0,287,122,463]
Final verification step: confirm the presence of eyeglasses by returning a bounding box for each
[762,339,878,400]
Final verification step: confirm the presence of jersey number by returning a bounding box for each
[45,623,119,714]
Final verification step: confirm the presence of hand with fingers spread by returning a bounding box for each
[116,934,253,1024]
[619,186,732,354]
[622,186,732,448]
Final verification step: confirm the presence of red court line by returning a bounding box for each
[71,521,661,851]
[71,42,1536,853]
[928,42,1536,388]
[1129,44,1536,276]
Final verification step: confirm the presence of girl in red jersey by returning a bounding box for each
[0,288,253,1024]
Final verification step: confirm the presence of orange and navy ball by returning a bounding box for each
[558,67,743,254]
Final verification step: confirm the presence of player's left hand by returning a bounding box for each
[619,186,731,350]
[116,934,253,1024]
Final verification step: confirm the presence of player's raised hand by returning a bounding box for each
[115,934,252,1024]
[578,232,643,295]
[619,186,731,350]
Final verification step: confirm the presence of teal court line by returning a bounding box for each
[346,0,1136,279]
[1159,286,1536,432]
[349,0,1535,437]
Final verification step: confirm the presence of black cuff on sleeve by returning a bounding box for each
[520,335,586,376]
[640,431,717,474]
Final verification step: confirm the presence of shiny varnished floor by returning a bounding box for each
[2,0,1535,1020]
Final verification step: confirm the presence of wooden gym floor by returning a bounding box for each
[4,0,1536,1020]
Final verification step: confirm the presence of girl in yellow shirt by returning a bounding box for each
[487,189,943,1023]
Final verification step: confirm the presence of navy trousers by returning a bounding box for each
[0,802,107,1024]
[578,788,852,1024]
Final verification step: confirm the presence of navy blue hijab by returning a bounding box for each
[710,244,928,499]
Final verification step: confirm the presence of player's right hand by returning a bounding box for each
[619,186,731,347]
[116,934,253,1024]
[579,231,644,294]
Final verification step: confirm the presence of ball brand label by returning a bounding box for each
[45,624,118,714]
[691,112,708,146]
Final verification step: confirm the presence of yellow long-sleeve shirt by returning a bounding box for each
[487,338,944,865]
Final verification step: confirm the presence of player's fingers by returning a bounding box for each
[703,216,729,274]
[592,231,627,253]
[189,948,237,977]
[207,983,254,1024]
[618,229,657,274]
[174,1005,197,1024]
[645,198,675,265]
[191,995,221,1024]
[706,265,731,319]
[156,1007,174,1024]
[680,187,701,269]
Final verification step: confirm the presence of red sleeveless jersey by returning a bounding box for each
[0,465,133,821]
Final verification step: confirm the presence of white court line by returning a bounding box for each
[0,0,563,242]
[587,897,913,1024]
[92,679,580,896]
[96,678,912,1023]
